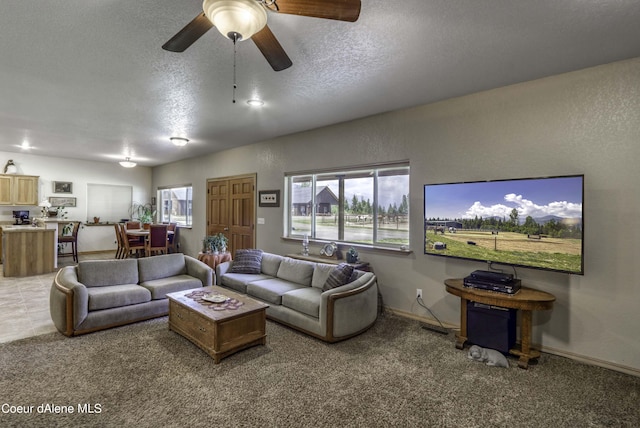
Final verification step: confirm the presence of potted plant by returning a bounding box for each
[129,202,155,228]
[203,233,228,254]
[346,246,359,263]
[55,206,68,219]
[216,233,228,253]
[202,236,214,253]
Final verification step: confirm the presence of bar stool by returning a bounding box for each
[58,221,80,262]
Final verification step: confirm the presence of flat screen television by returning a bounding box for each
[424,174,584,275]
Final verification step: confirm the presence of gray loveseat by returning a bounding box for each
[216,251,378,342]
[51,253,213,336]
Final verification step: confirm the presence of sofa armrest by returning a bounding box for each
[50,266,89,336]
[320,272,378,341]
[215,260,233,284]
[184,255,214,286]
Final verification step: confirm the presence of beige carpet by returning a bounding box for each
[1,313,639,427]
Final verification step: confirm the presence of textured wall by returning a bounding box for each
[153,58,640,374]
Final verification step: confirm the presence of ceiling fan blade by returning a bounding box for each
[270,0,361,22]
[162,12,213,52]
[252,25,292,72]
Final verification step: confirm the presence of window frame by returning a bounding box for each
[157,184,193,227]
[285,161,410,250]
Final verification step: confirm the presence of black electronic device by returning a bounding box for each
[467,302,516,353]
[12,210,30,225]
[469,270,514,283]
[463,277,522,294]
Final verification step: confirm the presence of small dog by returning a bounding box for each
[468,345,509,368]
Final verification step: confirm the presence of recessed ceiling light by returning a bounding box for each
[247,99,264,107]
[170,137,189,146]
[119,157,137,168]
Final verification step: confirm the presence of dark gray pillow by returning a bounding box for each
[229,249,264,274]
[322,263,354,291]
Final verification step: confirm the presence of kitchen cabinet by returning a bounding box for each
[0,174,39,205]
[2,226,55,276]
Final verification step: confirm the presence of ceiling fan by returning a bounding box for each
[162,0,361,71]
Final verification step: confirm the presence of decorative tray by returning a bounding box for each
[202,294,229,303]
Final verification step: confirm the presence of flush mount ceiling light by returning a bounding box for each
[203,0,267,41]
[170,137,189,146]
[119,157,137,168]
[247,99,264,107]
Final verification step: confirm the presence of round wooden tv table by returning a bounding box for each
[444,278,555,369]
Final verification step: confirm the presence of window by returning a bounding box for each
[87,184,132,223]
[158,185,193,227]
[285,162,409,248]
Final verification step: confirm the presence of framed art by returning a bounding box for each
[49,196,76,207]
[53,181,73,194]
[259,190,280,207]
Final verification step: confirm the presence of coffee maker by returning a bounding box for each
[12,210,30,225]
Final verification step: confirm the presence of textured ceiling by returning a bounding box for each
[1,0,640,167]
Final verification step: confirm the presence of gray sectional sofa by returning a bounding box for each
[50,253,213,336]
[216,251,378,342]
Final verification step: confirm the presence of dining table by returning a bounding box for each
[126,228,174,237]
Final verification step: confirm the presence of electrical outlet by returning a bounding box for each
[416,289,423,299]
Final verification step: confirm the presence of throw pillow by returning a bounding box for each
[229,249,263,274]
[322,263,354,291]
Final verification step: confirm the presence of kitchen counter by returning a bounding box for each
[2,226,56,277]
[2,225,49,232]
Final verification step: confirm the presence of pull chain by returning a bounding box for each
[232,32,238,104]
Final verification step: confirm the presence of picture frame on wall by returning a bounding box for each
[53,181,73,194]
[259,190,280,207]
[49,196,76,207]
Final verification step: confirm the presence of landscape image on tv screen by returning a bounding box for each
[424,175,584,274]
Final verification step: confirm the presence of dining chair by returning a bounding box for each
[145,224,168,257]
[120,223,145,258]
[58,221,81,263]
[114,223,125,259]
[125,220,141,230]
[167,222,178,253]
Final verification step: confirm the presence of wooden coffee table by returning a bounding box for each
[167,286,269,363]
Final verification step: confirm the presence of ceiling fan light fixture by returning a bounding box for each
[119,157,137,168]
[203,0,267,41]
[247,99,264,107]
[170,137,189,146]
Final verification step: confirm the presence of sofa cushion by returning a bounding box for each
[140,275,204,300]
[282,287,322,318]
[276,258,315,286]
[246,278,307,305]
[323,263,354,291]
[87,284,151,311]
[261,253,284,276]
[229,249,263,274]
[138,253,187,283]
[221,273,274,294]
[78,259,139,287]
[311,263,336,289]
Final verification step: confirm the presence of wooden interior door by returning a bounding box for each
[229,176,255,254]
[207,180,228,238]
[207,174,255,255]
